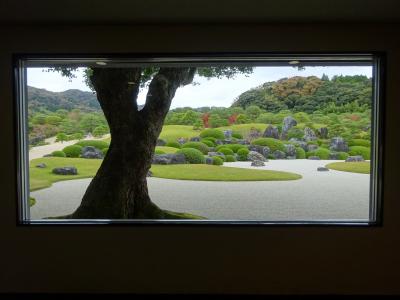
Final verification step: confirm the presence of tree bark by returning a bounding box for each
[69,67,195,219]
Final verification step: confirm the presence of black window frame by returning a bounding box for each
[13,52,385,226]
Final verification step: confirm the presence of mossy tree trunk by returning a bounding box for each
[70,67,196,219]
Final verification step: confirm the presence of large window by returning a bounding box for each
[15,54,384,224]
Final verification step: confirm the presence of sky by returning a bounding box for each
[27,66,372,109]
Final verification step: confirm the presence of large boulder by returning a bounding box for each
[177,137,186,145]
[207,152,226,161]
[284,144,297,157]
[329,152,340,160]
[36,163,47,168]
[330,137,349,152]
[307,144,319,152]
[317,167,329,172]
[308,156,321,160]
[236,139,250,145]
[223,129,233,140]
[156,139,166,146]
[251,160,266,167]
[281,116,297,136]
[81,146,103,159]
[152,153,186,165]
[52,166,77,175]
[205,157,214,165]
[345,155,365,162]
[318,127,329,139]
[273,150,286,159]
[263,125,280,139]
[289,138,307,151]
[247,151,267,162]
[248,145,270,158]
[190,136,201,142]
[303,127,317,142]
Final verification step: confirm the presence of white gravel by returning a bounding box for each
[30,160,370,221]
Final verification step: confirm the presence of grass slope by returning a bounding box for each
[326,161,370,174]
[159,125,199,142]
[150,164,301,181]
[217,123,268,137]
[30,157,301,191]
[155,146,179,154]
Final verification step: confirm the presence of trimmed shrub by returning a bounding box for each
[218,147,234,156]
[199,128,225,140]
[348,139,371,147]
[306,147,330,159]
[216,143,247,153]
[349,146,370,160]
[237,148,250,161]
[212,156,224,166]
[176,148,205,164]
[202,136,217,143]
[201,139,215,147]
[295,147,306,159]
[232,131,243,139]
[251,138,285,152]
[337,152,349,160]
[225,155,236,162]
[181,141,209,154]
[165,141,182,149]
[102,148,109,155]
[51,150,66,157]
[62,145,83,158]
[287,127,304,140]
[155,149,166,155]
[76,140,109,150]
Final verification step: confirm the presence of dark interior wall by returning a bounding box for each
[0,24,399,295]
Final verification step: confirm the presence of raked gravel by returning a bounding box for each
[30,160,370,221]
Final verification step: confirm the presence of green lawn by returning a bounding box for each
[30,157,102,191]
[151,164,301,181]
[159,125,200,142]
[217,123,268,137]
[326,161,370,174]
[30,157,301,191]
[156,146,179,153]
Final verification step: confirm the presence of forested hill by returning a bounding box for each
[28,86,100,114]
[231,75,372,113]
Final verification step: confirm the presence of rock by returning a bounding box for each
[236,139,250,145]
[251,160,265,167]
[263,125,280,139]
[207,152,226,161]
[289,138,307,151]
[81,146,103,159]
[147,170,153,177]
[43,154,53,157]
[318,127,329,139]
[247,151,267,162]
[190,136,201,142]
[273,150,286,159]
[247,128,262,141]
[261,146,270,158]
[29,134,46,145]
[223,129,233,140]
[156,139,166,146]
[308,156,321,160]
[329,137,349,152]
[317,167,329,171]
[282,116,297,134]
[177,137,186,145]
[307,144,319,152]
[345,155,365,162]
[205,157,214,165]
[36,163,47,168]
[303,127,317,142]
[215,139,224,145]
[329,152,343,160]
[284,144,297,157]
[222,139,232,144]
[208,147,216,152]
[152,153,186,165]
[52,166,77,175]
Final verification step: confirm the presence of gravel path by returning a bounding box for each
[30,160,370,221]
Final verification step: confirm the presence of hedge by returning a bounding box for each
[216,143,247,153]
[181,141,209,154]
[199,128,225,140]
[251,138,285,152]
[176,148,206,164]
[62,145,83,158]
[225,155,236,162]
[75,140,109,150]
[51,150,66,157]
[348,146,370,160]
[295,147,306,159]
[212,156,224,166]
[218,147,234,156]
[165,141,182,149]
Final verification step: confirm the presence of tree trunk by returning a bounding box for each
[69,67,195,219]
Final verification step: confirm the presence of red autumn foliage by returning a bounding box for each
[202,113,210,128]
[228,113,238,125]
